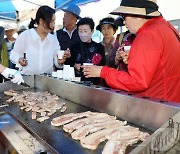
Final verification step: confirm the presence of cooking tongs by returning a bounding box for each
[8,74,30,88]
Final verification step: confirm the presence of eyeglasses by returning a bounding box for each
[122,14,144,21]
[121,15,126,21]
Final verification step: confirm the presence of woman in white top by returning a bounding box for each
[10,5,68,75]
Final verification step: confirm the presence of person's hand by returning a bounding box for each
[115,50,123,61]
[74,63,81,71]
[82,65,103,78]
[19,57,27,66]
[115,45,124,65]
[120,51,129,64]
[64,48,71,58]
[57,53,66,64]
[1,68,24,84]
[57,49,71,65]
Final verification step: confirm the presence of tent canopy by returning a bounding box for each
[0,0,98,22]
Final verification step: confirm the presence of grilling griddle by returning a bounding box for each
[0,88,103,154]
[0,75,179,153]
[0,88,148,154]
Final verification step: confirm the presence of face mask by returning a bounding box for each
[79,33,92,42]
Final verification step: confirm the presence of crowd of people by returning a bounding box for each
[0,0,180,102]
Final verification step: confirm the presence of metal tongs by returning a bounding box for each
[8,74,30,88]
[0,104,9,108]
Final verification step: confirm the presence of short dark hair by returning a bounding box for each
[29,5,55,30]
[77,17,95,31]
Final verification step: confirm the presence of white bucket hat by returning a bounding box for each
[4,24,16,31]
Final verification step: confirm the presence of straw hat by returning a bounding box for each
[110,0,161,17]
[61,4,81,19]
[96,17,118,32]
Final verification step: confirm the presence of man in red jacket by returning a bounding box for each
[82,0,180,103]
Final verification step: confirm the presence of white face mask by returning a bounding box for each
[79,33,92,42]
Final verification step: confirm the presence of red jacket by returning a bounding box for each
[100,16,180,103]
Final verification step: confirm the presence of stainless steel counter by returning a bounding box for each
[0,75,179,153]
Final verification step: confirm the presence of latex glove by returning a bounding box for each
[1,68,24,85]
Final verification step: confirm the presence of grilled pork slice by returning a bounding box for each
[71,120,126,140]
[80,126,125,150]
[102,127,150,154]
[32,112,37,120]
[102,136,143,154]
[60,106,67,113]
[4,90,19,96]
[102,140,127,154]
[63,113,116,133]
[51,111,98,127]
[37,116,50,122]
[105,126,141,140]
[5,90,66,122]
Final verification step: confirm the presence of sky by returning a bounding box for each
[157,0,180,20]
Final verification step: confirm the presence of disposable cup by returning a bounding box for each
[57,70,63,78]
[57,50,64,59]
[124,46,131,51]
[52,71,57,77]
[83,63,93,66]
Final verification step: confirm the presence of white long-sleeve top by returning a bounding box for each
[10,28,61,75]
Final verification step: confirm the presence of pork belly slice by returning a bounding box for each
[20,105,29,110]
[106,126,149,142]
[60,106,67,113]
[4,90,19,96]
[32,112,37,119]
[71,120,126,140]
[106,126,140,140]
[51,111,98,127]
[40,111,46,117]
[102,140,127,154]
[139,132,150,141]
[80,126,124,150]
[63,113,116,133]
[102,127,150,154]
[47,110,56,116]
[102,136,143,154]
[52,102,65,110]
[37,116,50,122]
[51,113,75,126]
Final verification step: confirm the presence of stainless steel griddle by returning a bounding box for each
[0,75,179,154]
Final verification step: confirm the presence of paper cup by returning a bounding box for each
[83,63,93,66]
[57,50,64,59]
[52,71,57,77]
[124,46,131,51]
[69,67,75,81]
[57,70,63,78]
[63,65,70,80]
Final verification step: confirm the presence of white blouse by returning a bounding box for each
[10,28,61,75]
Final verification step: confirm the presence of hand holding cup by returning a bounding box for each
[121,45,131,64]
[19,57,27,66]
